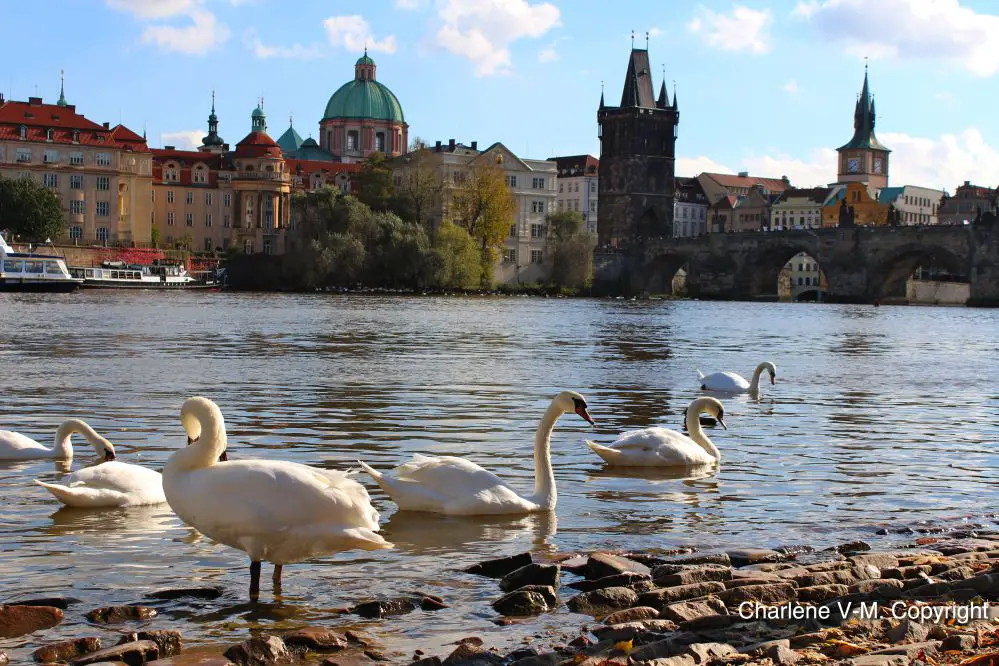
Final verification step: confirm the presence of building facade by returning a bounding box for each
[698,173,792,233]
[0,91,153,245]
[769,187,831,230]
[597,46,679,246]
[673,176,708,237]
[938,181,997,225]
[320,52,408,162]
[877,185,944,225]
[779,251,826,301]
[822,182,889,227]
[549,155,598,235]
[836,66,890,189]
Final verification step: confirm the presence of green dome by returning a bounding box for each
[251,105,265,118]
[323,79,405,123]
[356,54,375,66]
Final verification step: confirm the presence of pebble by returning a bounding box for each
[33,637,102,663]
[146,587,224,601]
[282,627,348,652]
[491,590,550,616]
[565,586,637,614]
[85,606,158,624]
[499,564,560,592]
[71,639,159,665]
[567,572,650,592]
[585,553,651,579]
[602,606,659,624]
[638,582,727,608]
[223,635,289,666]
[464,553,532,578]
[0,604,64,638]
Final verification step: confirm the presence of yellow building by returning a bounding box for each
[822,182,890,227]
[0,85,153,245]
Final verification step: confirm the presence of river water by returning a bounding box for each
[1,292,997,661]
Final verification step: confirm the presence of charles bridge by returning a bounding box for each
[593,217,999,305]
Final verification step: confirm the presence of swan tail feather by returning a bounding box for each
[357,460,382,480]
[35,479,124,508]
[586,440,623,465]
[696,369,705,379]
[342,526,394,550]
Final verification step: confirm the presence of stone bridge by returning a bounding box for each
[594,219,999,305]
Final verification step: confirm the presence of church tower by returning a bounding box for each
[598,42,679,246]
[837,65,890,189]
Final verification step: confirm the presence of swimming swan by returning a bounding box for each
[358,391,594,516]
[165,397,392,599]
[697,362,776,393]
[0,420,116,461]
[587,397,727,467]
[35,460,165,507]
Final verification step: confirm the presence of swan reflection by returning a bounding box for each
[382,510,557,553]
[42,503,183,538]
[586,464,718,484]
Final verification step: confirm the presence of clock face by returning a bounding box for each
[873,157,883,174]
[847,158,861,173]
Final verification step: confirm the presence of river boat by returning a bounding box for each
[0,234,83,292]
[68,261,221,289]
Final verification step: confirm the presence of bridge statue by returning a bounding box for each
[838,199,856,228]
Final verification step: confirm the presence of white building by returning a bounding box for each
[769,187,831,231]
[878,185,945,225]
[549,155,598,236]
[673,176,709,237]
[779,251,825,301]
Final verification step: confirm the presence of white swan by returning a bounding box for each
[358,391,594,516]
[0,420,116,461]
[586,397,727,467]
[697,361,776,393]
[35,461,166,508]
[165,397,392,599]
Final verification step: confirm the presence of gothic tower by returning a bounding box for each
[836,65,890,189]
[597,44,679,246]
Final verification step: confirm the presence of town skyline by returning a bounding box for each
[4,0,999,191]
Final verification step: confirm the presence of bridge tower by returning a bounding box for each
[836,64,890,189]
[597,42,679,247]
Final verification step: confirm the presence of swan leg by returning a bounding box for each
[272,564,283,590]
[249,560,261,600]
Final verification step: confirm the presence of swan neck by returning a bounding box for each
[531,400,561,509]
[686,409,720,461]
[750,364,765,391]
[54,419,101,458]
[172,401,227,471]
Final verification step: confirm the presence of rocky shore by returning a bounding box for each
[5,531,999,666]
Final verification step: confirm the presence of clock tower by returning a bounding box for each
[836,64,889,189]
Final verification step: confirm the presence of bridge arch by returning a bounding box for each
[739,240,825,299]
[641,252,694,295]
[869,243,967,299]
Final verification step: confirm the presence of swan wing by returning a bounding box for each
[592,428,715,467]
[35,479,135,508]
[700,371,750,391]
[0,430,50,459]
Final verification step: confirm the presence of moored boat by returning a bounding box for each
[69,260,221,289]
[0,234,83,292]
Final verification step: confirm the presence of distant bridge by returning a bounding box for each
[594,220,999,305]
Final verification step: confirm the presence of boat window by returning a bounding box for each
[25,260,44,274]
[86,269,94,278]
[3,259,22,272]
[132,272,140,279]
[45,261,63,274]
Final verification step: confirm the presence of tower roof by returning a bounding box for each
[838,66,890,152]
[619,49,656,108]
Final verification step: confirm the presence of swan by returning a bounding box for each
[357,391,594,516]
[697,361,776,393]
[586,397,727,467]
[35,460,166,508]
[682,406,717,432]
[0,420,116,461]
[165,397,392,599]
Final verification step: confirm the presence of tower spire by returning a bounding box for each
[631,30,634,49]
[599,80,605,109]
[57,69,67,107]
[646,31,649,49]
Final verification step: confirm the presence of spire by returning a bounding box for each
[657,79,668,108]
[837,60,888,154]
[599,81,605,109]
[619,48,655,108]
[672,81,678,110]
[202,90,225,148]
[56,69,67,107]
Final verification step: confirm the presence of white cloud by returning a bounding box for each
[676,156,735,178]
[649,27,663,38]
[783,80,799,94]
[935,91,955,105]
[687,5,772,54]
[161,130,204,150]
[792,0,999,77]
[323,15,397,54]
[435,0,561,76]
[243,29,324,59]
[394,0,423,8]
[107,0,230,54]
[538,46,558,62]
[742,148,838,187]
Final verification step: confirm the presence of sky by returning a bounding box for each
[4,0,999,192]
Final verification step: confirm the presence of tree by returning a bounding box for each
[355,152,395,211]
[390,138,443,228]
[449,164,516,288]
[547,210,596,291]
[428,221,480,290]
[0,175,67,242]
[150,224,161,247]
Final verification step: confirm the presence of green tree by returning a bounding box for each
[547,210,596,291]
[449,164,516,288]
[390,138,443,228]
[355,152,396,211]
[150,224,161,247]
[0,175,67,242]
[428,221,480,289]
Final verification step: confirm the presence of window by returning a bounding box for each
[193,167,207,184]
[186,191,193,205]
[16,148,31,163]
[243,239,254,254]
[532,177,545,189]
[590,200,596,213]
[70,200,85,215]
[509,224,517,238]
[205,192,213,206]
[69,226,82,240]
[263,240,273,255]
[559,183,563,193]
[96,201,110,216]
[19,125,27,138]
[503,248,517,263]
[505,175,517,188]
[224,193,232,207]
[43,173,58,188]
[205,213,213,227]
[72,130,80,143]
[530,223,545,238]
[167,190,175,204]
[96,227,109,242]
[167,212,175,226]
[798,277,804,286]
[374,132,385,152]
[223,214,231,228]
[204,238,213,252]
[530,249,544,264]
[70,174,83,190]
[532,200,545,214]
[96,153,112,167]
[185,213,193,226]
[346,130,359,152]
[165,167,178,182]
[44,149,59,164]
[590,181,596,193]
[96,176,110,191]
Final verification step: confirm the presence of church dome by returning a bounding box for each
[322,54,405,123]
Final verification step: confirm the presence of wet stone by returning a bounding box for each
[129,631,182,658]
[586,553,651,579]
[145,656,234,666]
[510,585,556,607]
[660,553,731,567]
[86,606,158,624]
[685,642,737,664]
[602,606,659,624]
[499,563,560,592]
[464,552,532,578]
[71,640,159,665]
[146,587,224,601]
[659,597,728,624]
[566,586,637,615]
[282,627,347,652]
[351,596,430,618]
[33,637,102,663]
[442,641,502,665]
[411,658,443,666]
[885,619,929,644]
[491,590,549,616]
[222,635,289,666]
[652,565,731,587]
[726,549,785,566]
[941,634,976,651]
[510,653,561,666]
[717,582,797,605]
[764,644,800,665]
[638,582,727,608]
[10,597,79,610]
[0,604,64,638]
[797,584,849,603]
[568,572,650,592]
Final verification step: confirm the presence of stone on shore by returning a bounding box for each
[0,604,64,638]
[726,549,785,566]
[282,627,347,652]
[642,656,695,666]
[566,586,638,615]
[10,597,79,609]
[652,566,732,587]
[686,642,737,664]
[499,563,560,592]
[33,637,102,663]
[848,553,900,570]
[849,579,904,598]
[659,597,728,623]
[940,634,976,651]
[146,587,224,601]
[568,572,650,592]
[223,636,289,666]
[660,553,731,567]
[510,585,557,607]
[491,590,550,616]
[585,553,651,579]
[464,553,532,578]
[121,631,182,658]
[885,619,929,644]
[764,644,800,665]
[717,582,797,605]
[867,641,941,658]
[602,606,659,624]
[638,582,727,608]
[71,640,159,665]
[797,584,849,602]
[724,576,785,588]
[0,651,7,666]
[351,595,444,618]
[85,605,158,624]
[443,641,502,665]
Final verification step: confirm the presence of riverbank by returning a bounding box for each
[6,526,999,665]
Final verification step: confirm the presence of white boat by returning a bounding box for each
[69,261,221,289]
[0,234,83,293]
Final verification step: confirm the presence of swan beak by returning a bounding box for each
[104,449,117,461]
[575,405,595,426]
[218,451,228,462]
[717,417,728,430]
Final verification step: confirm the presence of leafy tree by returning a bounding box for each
[0,175,67,242]
[390,138,443,228]
[428,221,480,289]
[150,224,161,247]
[355,152,396,211]
[449,164,516,288]
[547,210,596,290]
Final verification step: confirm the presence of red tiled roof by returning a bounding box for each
[286,158,360,175]
[151,148,225,166]
[110,124,145,143]
[549,154,598,177]
[0,98,146,150]
[702,172,792,192]
[234,131,282,158]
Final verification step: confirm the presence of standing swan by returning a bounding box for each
[164,397,392,600]
[0,420,116,461]
[587,397,727,467]
[358,391,594,516]
[35,461,165,508]
[698,362,776,393]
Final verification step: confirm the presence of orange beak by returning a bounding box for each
[575,405,595,425]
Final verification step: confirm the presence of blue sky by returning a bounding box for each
[4,0,999,190]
